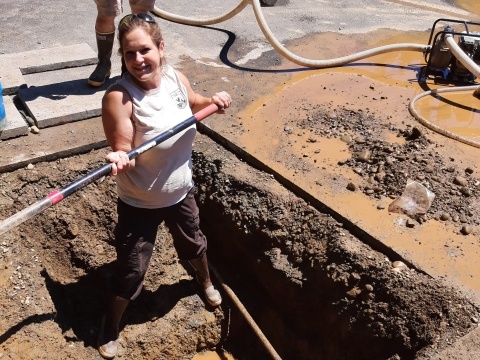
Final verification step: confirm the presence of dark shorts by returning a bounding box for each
[112,189,207,300]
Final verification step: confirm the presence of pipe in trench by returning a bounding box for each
[209,263,282,360]
[152,1,480,148]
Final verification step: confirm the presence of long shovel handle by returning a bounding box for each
[0,104,219,236]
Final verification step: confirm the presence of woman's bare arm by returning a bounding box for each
[101,85,136,176]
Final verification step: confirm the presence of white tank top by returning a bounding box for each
[112,65,195,208]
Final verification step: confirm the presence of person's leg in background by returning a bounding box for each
[89,0,120,87]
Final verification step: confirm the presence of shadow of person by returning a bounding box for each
[39,260,200,349]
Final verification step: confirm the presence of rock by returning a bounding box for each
[460,216,468,223]
[465,167,474,175]
[393,261,408,270]
[406,219,416,228]
[454,176,468,187]
[346,182,357,191]
[408,127,422,140]
[364,284,374,292]
[30,126,40,134]
[370,167,378,174]
[374,172,385,182]
[365,189,374,194]
[284,126,291,132]
[472,317,479,323]
[338,159,347,165]
[355,136,366,144]
[68,224,79,237]
[377,204,385,210]
[440,213,451,221]
[423,164,434,174]
[354,168,363,175]
[26,164,34,170]
[452,214,459,222]
[340,134,352,143]
[461,225,473,235]
[346,288,361,298]
[357,149,372,162]
[327,111,337,120]
[417,174,425,181]
[391,267,402,274]
[460,187,471,197]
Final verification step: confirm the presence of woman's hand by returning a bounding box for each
[105,151,131,176]
[211,91,232,114]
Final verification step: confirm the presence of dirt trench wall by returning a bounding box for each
[191,134,480,360]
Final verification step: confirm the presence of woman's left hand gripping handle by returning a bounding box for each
[211,91,232,114]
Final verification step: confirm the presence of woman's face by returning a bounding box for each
[122,28,164,85]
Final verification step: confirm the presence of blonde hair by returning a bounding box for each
[117,15,166,75]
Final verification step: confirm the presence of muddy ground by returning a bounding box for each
[0,127,479,359]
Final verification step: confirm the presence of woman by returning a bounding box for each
[98,13,232,359]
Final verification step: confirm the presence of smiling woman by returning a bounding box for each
[97,13,232,360]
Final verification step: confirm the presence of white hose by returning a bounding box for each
[408,85,480,148]
[152,0,250,26]
[153,1,480,148]
[444,34,480,78]
[154,0,430,68]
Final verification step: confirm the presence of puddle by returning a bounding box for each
[453,0,480,17]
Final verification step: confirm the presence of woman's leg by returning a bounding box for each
[164,189,222,306]
[98,199,162,358]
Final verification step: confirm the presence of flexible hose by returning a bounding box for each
[444,34,480,78]
[408,85,480,148]
[152,1,480,147]
[154,0,430,68]
[152,0,250,26]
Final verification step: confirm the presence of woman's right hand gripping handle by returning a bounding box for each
[105,151,133,176]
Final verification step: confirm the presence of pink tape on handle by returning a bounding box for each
[194,104,219,122]
[47,190,64,205]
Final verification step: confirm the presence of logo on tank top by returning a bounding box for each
[170,89,188,109]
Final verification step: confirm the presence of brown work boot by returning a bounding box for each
[189,252,222,306]
[88,29,114,87]
[97,295,129,359]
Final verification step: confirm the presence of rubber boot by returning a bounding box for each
[88,29,115,87]
[97,295,129,359]
[189,253,222,307]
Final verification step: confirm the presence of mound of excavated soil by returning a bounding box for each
[293,104,479,233]
[0,132,479,359]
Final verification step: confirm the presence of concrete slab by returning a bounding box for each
[0,95,28,140]
[0,116,108,173]
[18,66,120,129]
[0,44,97,95]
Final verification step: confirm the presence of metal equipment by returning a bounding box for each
[424,19,480,84]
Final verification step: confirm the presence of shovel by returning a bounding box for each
[0,104,219,236]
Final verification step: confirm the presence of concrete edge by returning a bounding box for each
[0,140,108,173]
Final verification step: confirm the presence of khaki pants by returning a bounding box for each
[94,0,156,17]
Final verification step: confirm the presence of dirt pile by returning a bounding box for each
[191,134,480,359]
[291,104,479,233]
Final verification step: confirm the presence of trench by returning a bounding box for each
[1,130,479,360]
